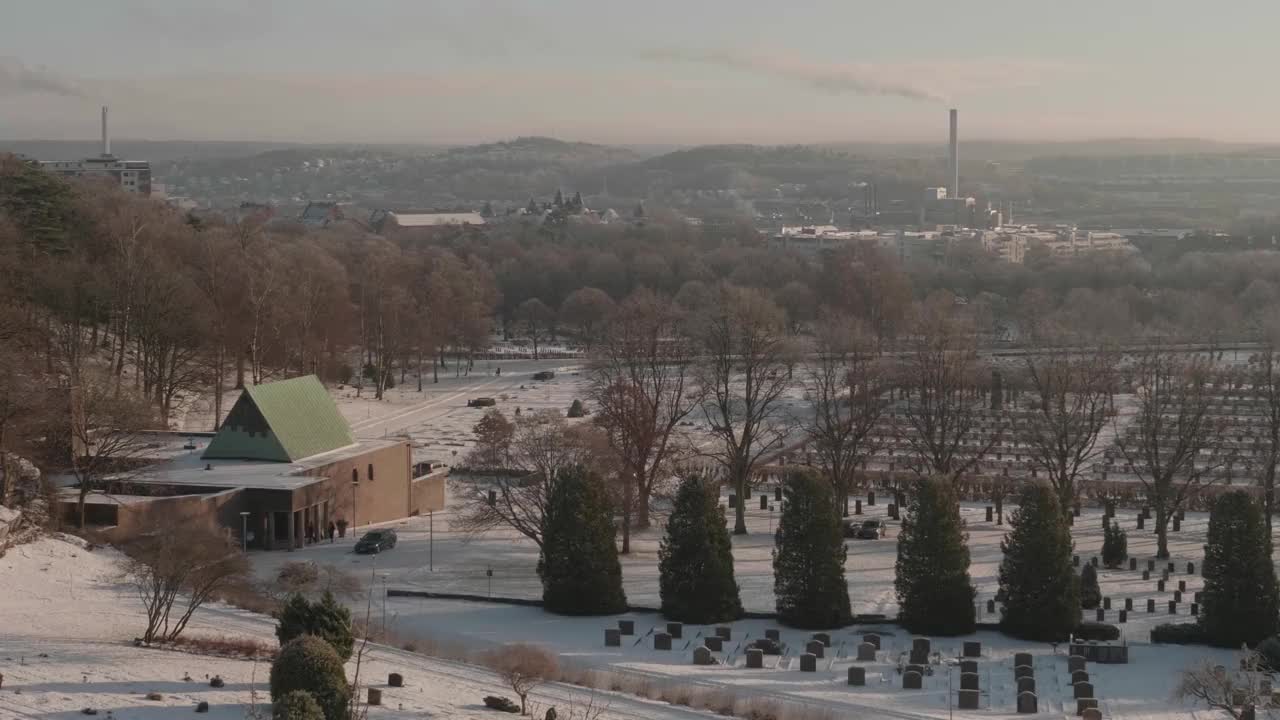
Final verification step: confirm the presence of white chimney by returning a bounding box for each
[101,106,111,157]
[949,108,959,199]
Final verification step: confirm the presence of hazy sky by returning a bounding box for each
[2,0,1277,145]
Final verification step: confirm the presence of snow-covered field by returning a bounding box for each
[248,487,1254,720]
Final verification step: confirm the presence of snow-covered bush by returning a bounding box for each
[269,636,349,720]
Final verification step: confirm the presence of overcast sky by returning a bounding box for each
[1,0,1276,145]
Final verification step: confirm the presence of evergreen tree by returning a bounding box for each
[1202,491,1280,647]
[537,465,628,615]
[481,201,495,218]
[772,469,852,628]
[896,477,976,635]
[634,202,645,218]
[659,476,744,623]
[1079,564,1101,610]
[571,191,584,210]
[1101,521,1128,569]
[275,591,354,660]
[553,189,565,207]
[997,483,1080,640]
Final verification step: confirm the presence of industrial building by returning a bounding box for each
[62,375,445,550]
[39,107,152,195]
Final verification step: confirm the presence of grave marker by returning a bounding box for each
[806,640,825,659]
[960,672,980,691]
[960,660,978,674]
[1068,655,1087,673]
[618,620,635,635]
[1017,676,1036,694]
[605,629,621,647]
[715,626,732,641]
[1074,681,1094,699]
[667,622,683,639]
[800,653,817,672]
[903,671,923,689]
[856,642,877,662]
[1016,691,1038,714]
[958,689,979,710]
[1014,652,1033,668]
[654,633,672,651]
[693,646,715,665]
[812,632,831,647]
[704,637,723,652]
[848,666,865,686]
[745,648,763,668]
[862,633,880,649]
[963,641,981,658]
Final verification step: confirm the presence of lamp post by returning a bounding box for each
[239,511,250,552]
[351,477,359,535]
[429,510,434,572]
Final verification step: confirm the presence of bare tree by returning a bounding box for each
[897,305,999,482]
[590,289,699,553]
[801,313,888,515]
[517,298,556,360]
[1020,346,1117,517]
[121,517,250,644]
[1250,337,1280,544]
[695,285,794,535]
[486,643,558,716]
[1114,351,1232,559]
[1175,649,1275,719]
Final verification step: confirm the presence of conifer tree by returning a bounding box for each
[537,465,628,615]
[997,483,1079,640]
[1202,491,1280,647]
[659,476,744,623]
[896,477,976,635]
[773,469,852,628]
[274,591,354,660]
[1101,521,1128,569]
[1079,564,1101,610]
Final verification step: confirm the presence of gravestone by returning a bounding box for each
[913,637,932,656]
[704,637,723,652]
[1167,561,1176,573]
[667,622,683,639]
[618,620,635,635]
[1017,676,1036,694]
[765,628,780,642]
[1191,603,1199,615]
[751,638,781,655]
[1169,600,1178,614]
[1103,597,1111,610]
[368,688,382,706]
[715,626,732,641]
[1143,570,1150,581]
[1173,517,1181,531]
[812,632,831,647]
[961,660,978,674]
[728,494,737,508]
[1174,590,1182,603]
[1082,709,1103,720]
[1148,559,1156,571]
[1178,580,1187,592]
[1129,557,1138,571]
[1077,698,1099,714]
[654,633,671,651]
[848,666,866,686]
[958,689,979,710]
[1091,556,1099,567]
[856,642,877,662]
[888,503,898,519]
[1119,609,1128,623]
[693,646,715,665]
[1073,681,1095,699]
[1188,562,1196,575]
[775,486,782,501]
[987,506,994,522]
[1137,515,1145,529]
[388,673,403,688]
[963,641,981,657]
[960,672,980,691]
[605,629,621,647]
[1071,670,1089,685]
[862,633,881,649]
[855,499,862,515]
[1096,608,1105,622]
[1158,579,1166,592]
[1014,652,1033,668]
[1125,597,1134,611]
[806,640,825,659]
[799,653,817,672]
[1073,555,1080,567]
[868,491,875,506]
[1147,599,1156,613]
[745,648,763,668]
[1069,655,1087,673]
[1015,664,1034,680]
[760,494,768,510]
[987,599,996,614]
[903,671,923,689]
[1016,691,1038,714]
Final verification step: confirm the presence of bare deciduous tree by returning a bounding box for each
[121,517,250,644]
[1115,351,1232,559]
[590,289,699,553]
[486,643,558,716]
[1250,336,1280,545]
[1175,649,1275,719]
[801,313,888,515]
[1020,346,1117,516]
[695,285,794,535]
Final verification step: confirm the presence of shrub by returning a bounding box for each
[209,676,225,688]
[1150,622,1205,645]
[1201,491,1280,647]
[1101,521,1128,568]
[896,477,975,635]
[1074,621,1121,642]
[1257,635,1280,670]
[484,643,558,716]
[483,696,520,713]
[998,483,1080,641]
[659,476,744,624]
[1079,565,1101,610]
[274,591,354,660]
[273,690,325,720]
[538,465,627,615]
[269,636,349,720]
[567,399,586,418]
[773,469,851,629]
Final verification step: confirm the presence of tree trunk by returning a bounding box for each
[734,470,748,535]
[1155,503,1170,559]
[620,477,633,554]
[636,482,651,529]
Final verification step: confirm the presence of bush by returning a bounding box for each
[998,483,1080,641]
[269,636,349,720]
[567,399,586,418]
[275,591,354,660]
[659,476,744,624]
[1073,621,1121,642]
[1150,622,1205,645]
[483,696,520,713]
[484,643,558,716]
[773,469,851,629]
[538,465,628,615]
[1079,565,1101,610]
[1257,635,1280,670]
[273,690,325,720]
[896,477,975,636]
[1101,521,1128,568]
[1202,491,1280,647]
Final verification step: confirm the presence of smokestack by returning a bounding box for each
[948,108,958,199]
[101,106,110,157]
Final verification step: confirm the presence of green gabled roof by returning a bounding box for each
[203,375,356,463]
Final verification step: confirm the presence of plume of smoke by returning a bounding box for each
[643,48,946,103]
[0,57,87,98]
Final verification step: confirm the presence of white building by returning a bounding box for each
[38,107,152,195]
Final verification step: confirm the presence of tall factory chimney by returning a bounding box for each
[101,106,111,157]
[948,108,959,199]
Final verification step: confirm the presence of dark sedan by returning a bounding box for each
[354,529,397,554]
[844,519,886,539]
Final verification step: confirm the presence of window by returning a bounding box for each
[367,463,374,481]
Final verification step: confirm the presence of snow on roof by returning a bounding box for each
[389,212,486,227]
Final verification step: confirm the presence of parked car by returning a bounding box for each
[467,397,496,408]
[354,528,397,554]
[532,370,555,381]
[845,519,886,540]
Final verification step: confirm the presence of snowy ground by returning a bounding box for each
[248,487,1258,719]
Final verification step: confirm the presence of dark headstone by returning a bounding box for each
[1174,590,1182,603]
[1103,597,1111,610]
[1073,681,1094,699]
[1068,655,1086,673]
[958,688,979,710]
[1014,664,1034,680]
[1077,698,1099,715]
[196,702,209,713]
[1191,603,1199,615]
[856,642,877,662]
[1147,598,1156,613]
[760,494,768,510]
[704,637,723,652]
[693,646,715,665]
[1178,580,1186,592]
[1129,557,1138,571]
[963,641,981,658]
[1073,555,1080,567]
[862,633,881,649]
[1119,609,1127,623]
[1096,608,1105,622]
[960,672,980,691]
[987,599,996,614]
[667,622,683,639]
[368,688,382,706]
[715,626,732,641]
[1014,652,1033,668]
[1167,561,1176,573]
[1188,562,1196,575]
[654,633,671,651]
[1137,515,1145,530]
[799,653,817,672]
[987,506,994,522]
[618,620,635,636]
[775,486,782,501]
[848,666,866,686]
[1143,570,1150,581]
[1169,600,1178,614]
[1158,579,1165,592]
[1082,709,1103,720]
[868,491,875,506]
[913,637,932,656]
[605,629,621,647]
[1125,597,1134,611]
[728,494,737,508]
[765,628,780,642]
[854,499,862,514]
[1071,670,1089,685]
[903,670,923,689]
[1148,559,1156,572]
[388,673,404,688]
[888,503,898,520]
[745,648,763,668]
[1091,556,1099,567]
[1172,517,1181,532]
[812,632,831,647]
[1017,691,1038,714]
[806,640,825,659]
[960,660,978,674]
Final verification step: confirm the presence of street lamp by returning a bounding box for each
[351,477,359,534]
[428,510,435,572]
[239,511,250,552]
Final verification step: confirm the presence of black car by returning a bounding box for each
[532,370,555,381]
[855,519,887,539]
[354,529,397,554]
